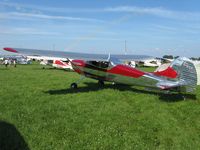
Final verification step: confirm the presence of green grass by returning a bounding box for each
[0,64,200,150]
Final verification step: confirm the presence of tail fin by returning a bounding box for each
[170,57,197,93]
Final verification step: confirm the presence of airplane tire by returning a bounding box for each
[98,80,104,86]
[71,83,78,89]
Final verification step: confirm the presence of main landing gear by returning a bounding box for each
[70,78,105,89]
[70,83,78,89]
[70,76,85,89]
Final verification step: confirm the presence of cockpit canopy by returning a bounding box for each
[86,55,123,69]
[87,61,110,69]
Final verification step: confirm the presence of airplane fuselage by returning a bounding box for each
[71,59,179,90]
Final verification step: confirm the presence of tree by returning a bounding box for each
[174,56,179,59]
[163,55,174,59]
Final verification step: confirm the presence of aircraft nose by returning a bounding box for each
[72,59,85,67]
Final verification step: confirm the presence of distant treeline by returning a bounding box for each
[163,55,200,60]
[190,57,200,61]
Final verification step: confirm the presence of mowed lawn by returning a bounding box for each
[0,64,200,150]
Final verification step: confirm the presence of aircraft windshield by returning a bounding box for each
[88,61,109,69]
[109,56,122,66]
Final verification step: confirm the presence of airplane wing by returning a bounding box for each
[3,47,152,61]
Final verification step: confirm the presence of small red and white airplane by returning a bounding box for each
[40,59,73,70]
[52,59,73,70]
[27,55,73,70]
[3,47,197,95]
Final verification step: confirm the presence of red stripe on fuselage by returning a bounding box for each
[154,67,177,78]
[108,64,145,78]
[71,60,145,78]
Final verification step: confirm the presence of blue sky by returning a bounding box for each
[0,0,200,57]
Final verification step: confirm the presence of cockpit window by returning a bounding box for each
[88,61,109,69]
[109,56,122,65]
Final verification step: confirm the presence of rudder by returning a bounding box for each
[170,57,197,93]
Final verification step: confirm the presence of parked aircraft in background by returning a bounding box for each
[125,61,136,68]
[48,59,72,70]
[191,60,200,65]
[3,47,197,96]
[137,58,161,67]
[0,55,31,64]
[0,57,4,61]
[27,55,73,70]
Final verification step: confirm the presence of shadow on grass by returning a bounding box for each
[45,82,196,102]
[33,67,72,72]
[0,121,29,150]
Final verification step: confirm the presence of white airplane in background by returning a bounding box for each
[52,59,73,70]
[27,55,73,70]
[138,58,162,67]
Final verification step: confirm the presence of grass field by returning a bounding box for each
[0,64,200,150]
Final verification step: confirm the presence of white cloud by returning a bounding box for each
[104,6,200,21]
[1,2,200,22]
[0,12,105,22]
[150,23,200,35]
[0,1,97,13]
[151,24,178,32]
[105,6,164,14]
[0,27,61,36]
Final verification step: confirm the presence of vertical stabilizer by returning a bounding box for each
[170,57,197,93]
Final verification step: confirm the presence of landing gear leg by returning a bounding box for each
[70,76,85,89]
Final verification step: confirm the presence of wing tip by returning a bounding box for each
[3,47,18,53]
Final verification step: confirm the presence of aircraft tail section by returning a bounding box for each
[170,57,197,93]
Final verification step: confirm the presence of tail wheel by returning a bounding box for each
[71,83,78,89]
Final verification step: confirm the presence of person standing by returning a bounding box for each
[13,59,16,67]
[4,59,8,68]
